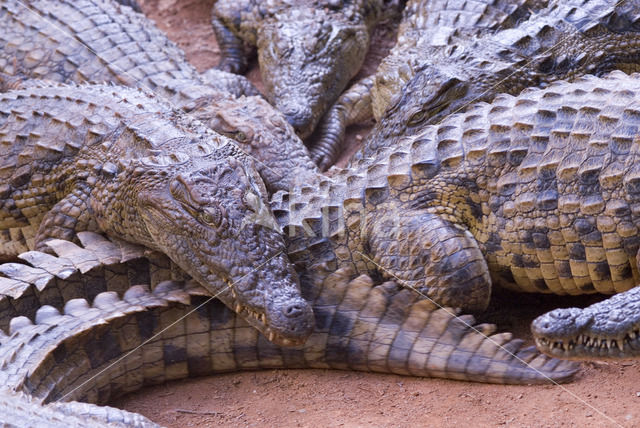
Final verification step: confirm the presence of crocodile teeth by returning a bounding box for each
[235,304,243,313]
[268,331,276,342]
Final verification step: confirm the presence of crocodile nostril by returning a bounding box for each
[283,111,310,133]
[283,303,305,318]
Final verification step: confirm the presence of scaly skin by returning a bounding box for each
[0,0,258,101]
[113,0,141,13]
[0,232,578,390]
[364,0,640,157]
[0,0,320,193]
[0,84,314,346]
[310,0,548,169]
[532,286,640,360]
[211,0,401,138]
[0,389,160,428]
[273,71,640,314]
[0,254,578,427]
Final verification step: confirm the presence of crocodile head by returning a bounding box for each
[191,95,320,193]
[532,287,640,360]
[136,153,314,346]
[373,64,470,146]
[257,7,369,138]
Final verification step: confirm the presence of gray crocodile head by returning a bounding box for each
[191,95,320,193]
[136,153,314,346]
[257,6,369,138]
[532,287,640,360]
[371,64,470,149]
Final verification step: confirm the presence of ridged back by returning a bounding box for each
[1,0,200,100]
[282,72,640,295]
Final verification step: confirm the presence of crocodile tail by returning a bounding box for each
[0,282,193,404]
[0,271,577,413]
[300,269,579,384]
[0,388,160,428]
[0,231,188,331]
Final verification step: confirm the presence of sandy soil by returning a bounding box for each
[116,1,640,426]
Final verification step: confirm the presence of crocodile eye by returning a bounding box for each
[408,110,427,127]
[235,131,247,142]
[200,206,222,226]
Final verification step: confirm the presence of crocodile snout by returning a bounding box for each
[282,107,314,138]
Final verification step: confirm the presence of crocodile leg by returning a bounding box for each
[211,15,251,75]
[310,77,375,171]
[366,211,492,312]
[199,68,261,99]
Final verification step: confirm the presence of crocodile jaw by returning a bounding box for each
[532,287,640,360]
[134,158,314,346]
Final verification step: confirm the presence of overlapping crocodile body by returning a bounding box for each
[212,0,401,138]
[0,234,578,393]
[366,0,640,156]
[0,0,320,192]
[0,247,577,427]
[310,0,549,169]
[274,71,640,314]
[0,84,313,346]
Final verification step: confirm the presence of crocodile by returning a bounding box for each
[0,232,579,387]
[310,0,549,169]
[0,83,314,346]
[211,0,402,138]
[359,0,640,158]
[270,71,640,316]
[532,286,640,360]
[0,0,320,193]
[0,238,578,427]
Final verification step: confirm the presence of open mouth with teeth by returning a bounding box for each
[233,301,305,346]
[531,286,640,360]
[534,330,640,359]
[220,286,311,347]
[531,293,640,361]
[207,258,315,348]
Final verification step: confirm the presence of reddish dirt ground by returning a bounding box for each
[116,1,640,426]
